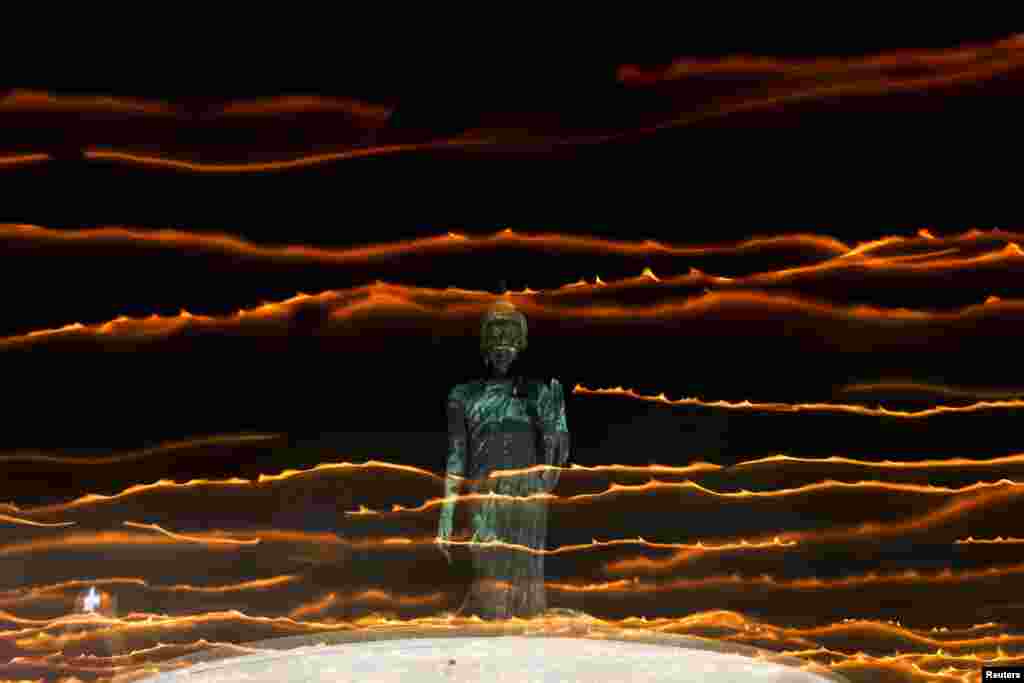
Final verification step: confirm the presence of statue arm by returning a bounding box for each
[539,378,570,493]
[440,389,468,531]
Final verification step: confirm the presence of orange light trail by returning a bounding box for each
[14,450,1018,503]
[446,461,722,482]
[733,452,1024,471]
[121,522,260,546]
[0,153,51,168]
[3,639,265,682]
[573,384,1024,419]
[0,90,393,120]
[9,223,1024,320]
[451,451,1024,478]
[3,37,1020,185]
[0,575,299,602]
[1,460,451,515]
[0,433,281,466]
[552,560,1024,595]
[747,242,1024,284]
[0,531,253,558]
[5,278,1024,351]
[215,95,393,120]
[602,485,1021,576]
[435,535,796,557]
[8,461,1012,519]
[0,90,175,115]
[0,606,1017,681]
[620,53,1024,135]
[348,477,1018,519]
[287,592,340,619]
[837,380,1024,401]
[5,606,1020,661]
[9,454,1024,519]
[765,618,1002,647]
[140,575,300,594]
[7,609,359,650]
[7,66,1024,683]
[0,527,787,563]
[12,479,254,515]
[0,223,854,262]
[0,514,74,528]
[616,35,1024,137]
[82,138,497,173]
[619,34,1024,82]
[287,589,447,620]
[954,536,1024,545]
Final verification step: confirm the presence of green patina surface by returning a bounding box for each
[441,377,570,619]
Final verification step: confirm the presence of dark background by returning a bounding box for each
[4,37,1024,683]
[1,33,1022,571]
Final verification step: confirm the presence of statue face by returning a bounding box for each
[485,346,518,376]
[482,319,523,376]
[482,319,524,351]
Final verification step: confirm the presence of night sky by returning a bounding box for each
[2,34,1023,681]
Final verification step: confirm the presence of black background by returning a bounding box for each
[3,38,1024,683]
[1,34,1022,575]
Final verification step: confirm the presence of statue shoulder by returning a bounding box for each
[448,380,484,404]
[447,382,471,403]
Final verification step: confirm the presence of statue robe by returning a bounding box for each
[445,377,570,619]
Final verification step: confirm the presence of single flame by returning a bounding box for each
[82,586,101,613]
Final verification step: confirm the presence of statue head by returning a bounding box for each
[480,298,528,377]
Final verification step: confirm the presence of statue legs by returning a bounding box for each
[458,473,548,619]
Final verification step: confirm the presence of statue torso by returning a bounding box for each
[454,378,544,482]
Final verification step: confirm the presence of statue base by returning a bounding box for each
[126,611,847,683]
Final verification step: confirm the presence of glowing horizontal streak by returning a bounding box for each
[376,478,1016,515]
[0,433,280,465]
[622,56,1024,138]
[436,536,796,556]
[616,36,1024,139]
[733,452,1024,470]
[763,242,1024,283]
[0,514,74,528]
[11,461,447,515]
[83,138,495,173]
[14,465,1011,520]
[0,531,253,557]
[554,559,1024,594]
[0,607,1006,642]
[0,90,392,119]
[619,34,1024,81]
[5,455,1023,534]
[8,608,359,644]
[0,576,296,601]
[603,485,1022,576]
[836,380,1024,401]
[286,589,446,619]
[215,95,393,119]
[0,222,852,261]
[0,90,174,114]
[122,521,260,546]
[3,602,1014,683]
[5,638,262,672]
[6,281,1024,351]
[10,223,1024,298]
[0,152,51,167]
[116,528,789,558]
[574,384,1024,419]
